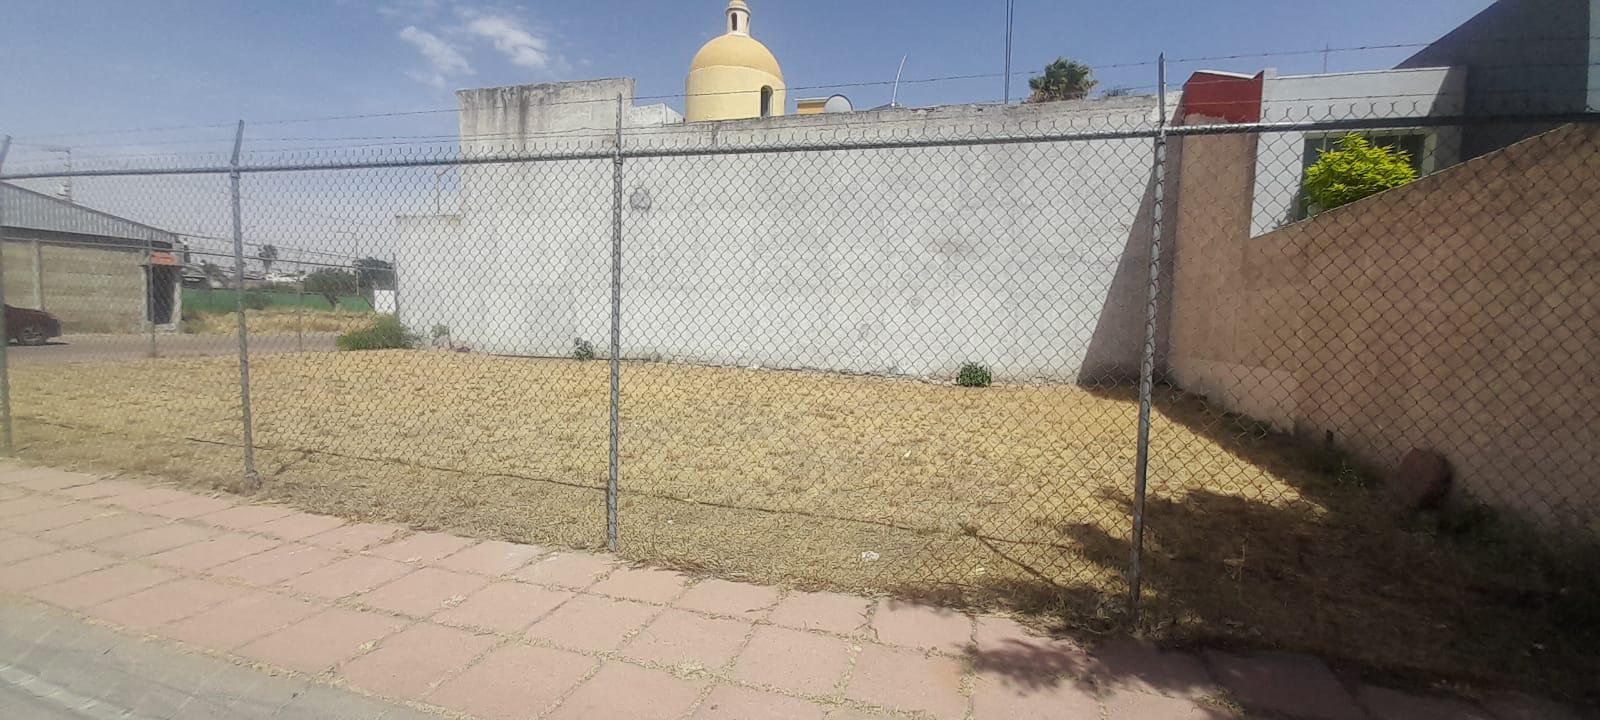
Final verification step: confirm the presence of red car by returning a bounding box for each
[6,305,61,345]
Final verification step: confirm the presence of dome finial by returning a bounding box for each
[726,0,751,36]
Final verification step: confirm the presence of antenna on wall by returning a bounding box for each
[890,55,908,107]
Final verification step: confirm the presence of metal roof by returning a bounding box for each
[0,182,177,247]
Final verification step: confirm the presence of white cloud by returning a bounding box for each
[398,25,472,88]
[460,14,549,70]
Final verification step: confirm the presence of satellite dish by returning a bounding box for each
[823,95,853,113]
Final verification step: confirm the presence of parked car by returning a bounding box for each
[5,305,61,345]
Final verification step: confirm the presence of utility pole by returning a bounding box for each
[1003,0,1016,103]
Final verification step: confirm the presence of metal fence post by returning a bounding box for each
[295,264,305,352]
[390,255,401,320]
[228,121,260,487]
[0,135,13,454]
[1129,55,1168,609]
[607,95,624,552]
[145,235,158,358]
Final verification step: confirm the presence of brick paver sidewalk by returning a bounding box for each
[0,464,1584,719]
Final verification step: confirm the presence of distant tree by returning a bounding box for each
[1028,58,1098,103]
[354,257,396,300]
[1301,134,1417,215]
[199,260,227,288]
[303,268,356,309]
[257,244,279,275]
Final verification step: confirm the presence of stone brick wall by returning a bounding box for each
[1168,123,1600,525]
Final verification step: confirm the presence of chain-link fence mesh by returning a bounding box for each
[0,102,1595,693]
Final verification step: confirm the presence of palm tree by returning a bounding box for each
[257,244,279,275]
[1028,58,1097,103]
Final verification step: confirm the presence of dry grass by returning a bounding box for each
[8,350,1595,699]
[184,309,373,335]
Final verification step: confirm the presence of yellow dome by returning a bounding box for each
[690,33,782,79]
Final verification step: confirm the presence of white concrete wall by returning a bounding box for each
[1249,68,1468,236]
[398,80,1176,381]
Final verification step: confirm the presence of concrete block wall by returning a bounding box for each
[398,81,1176,382]
[1168,123,1600,525]
[1,235,146,333]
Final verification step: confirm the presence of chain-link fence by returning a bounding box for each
[1,96,1595,693]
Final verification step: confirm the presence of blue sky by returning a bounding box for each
[1,0,1496,164]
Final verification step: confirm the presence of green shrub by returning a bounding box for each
[956,362,992,388]
[243,293,271,311]
[573,338,597,361]
[336,315,416,351]
[431,324,451,340]
[1301,134,1417,215]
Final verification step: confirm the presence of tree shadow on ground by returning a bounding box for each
[892,383,1600,705]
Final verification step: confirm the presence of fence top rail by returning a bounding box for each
[3,111,1598,180]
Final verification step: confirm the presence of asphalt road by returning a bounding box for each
[5,333,338,365]
[0,598,437,719]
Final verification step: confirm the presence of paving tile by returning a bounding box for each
[527,593,661,652]
[38,512,165,546]
[9,467,97,492]
[433,539,546,576]
[870,599,973,654]
[91,577,249,630]
[547,662,704,720]
[98,522,217,557]
[209,542,342,586]
[972,667,1102,720]
[428,644,596,720]
[769,591,871,635]
[971,616,1091,679]
[253,511,347,541]
[107,487,198,511]
[285,555,414,599]
[5,503,119,533]
[1357,685,1492,720]
[145,495,236,520]
[236,607,407,674]
[366,531,476,563]
[303,522,405,552]
[150,531,281,571]
[0,548,118,591]
[590,565,689,604]
[196,503,297,530]
[623,608,752,670]
[512,550,618,588]
[1203,650,1362,720]
[58,479,143,500]
[160,590,323,652]
[695,685,828,719]
[1094,637,1219,700]
[339,622,497,701]
[1103,690,1236,719]
[845,644,967,720]
[30,562,178,609]
[0,495,67,519]
[435,581,574,634]
[733,624,854,696]
[675,578,782,620]
[357,566,490,617]
[0,535,58,565]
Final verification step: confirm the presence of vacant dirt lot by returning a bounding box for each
[7,350,1595,699]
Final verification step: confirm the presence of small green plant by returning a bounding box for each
[573,338,597,361]
[336,315,416,351]
[431,324,451,339]
[956,362,992,388]
[242,293,271,311]
[1301,134,1417,215]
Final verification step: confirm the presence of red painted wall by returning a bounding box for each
[1179,71,1263,124]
